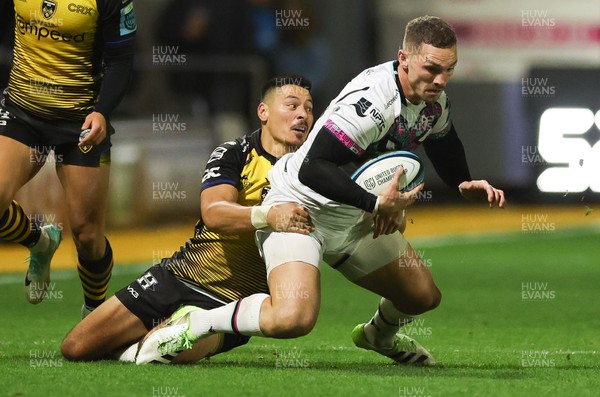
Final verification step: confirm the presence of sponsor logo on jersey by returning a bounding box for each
[207,146,227,163]
[16,14,86,41]
[137,272,158,291]
[42,0,57,19]
[324,119,364,155]
[67,3,95,16]
[127,285,139,298]
[369,107,385,133]
[202,167,221,183]
[119,2,137,36]
[384,90,400,110]
[352,97,372,117]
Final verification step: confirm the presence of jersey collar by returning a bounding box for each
[392,60,407,106]
[253,128,277,164]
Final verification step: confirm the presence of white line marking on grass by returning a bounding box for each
[411,225,600,248]
[0,263,149,285]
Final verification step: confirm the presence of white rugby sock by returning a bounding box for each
[363,298,414,348]
[190,293,268,337]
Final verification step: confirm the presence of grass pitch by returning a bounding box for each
[1,226,599,397]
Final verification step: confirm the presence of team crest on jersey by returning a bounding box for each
[79,145,93,154]
[42,0,58,19]
[352,97,372,118]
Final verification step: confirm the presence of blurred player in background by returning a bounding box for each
[61,75,314,362]
[0,0,15,88]
[0,0,136,316]
[136,15,505,366]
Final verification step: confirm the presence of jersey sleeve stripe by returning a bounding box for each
[201,179,239,190]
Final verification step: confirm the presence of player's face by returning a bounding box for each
[263,84,314,149]
[401,43,457,103]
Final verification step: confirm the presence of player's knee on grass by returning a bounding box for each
[61,331,92,361]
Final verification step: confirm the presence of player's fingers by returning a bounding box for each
[392,166,405,191]
[406,182,424,200]
[384,221,398,235]
[402,184,422,206]
[295,214,313,229]
[295,205,310,218]
[294,218,313,232]
[379,168,403,199]
[486,185,495,206]
[81,115,92,130]
[497,189,506,208]
[373,216,385,239]
[80,132,103,146]
[78,129,94,147]
[294,225,311,235]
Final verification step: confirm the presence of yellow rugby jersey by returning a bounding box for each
[165,129,276,302]
[8,0,136,120]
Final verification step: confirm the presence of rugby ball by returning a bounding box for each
[351,151,424,195]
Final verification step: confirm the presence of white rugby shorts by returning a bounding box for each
[256,220,408,280]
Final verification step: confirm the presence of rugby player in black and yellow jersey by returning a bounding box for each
[0,0,136,312]
[61,75,315,362]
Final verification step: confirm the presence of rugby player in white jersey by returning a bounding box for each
[136,15,505,366]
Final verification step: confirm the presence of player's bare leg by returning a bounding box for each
[353,243,441,316]
[337,241,439,365]
[57,163,113,314]
[135,261,320,364]
[61,295,226,363]
[0,136,61,303]
[61,296,147,361]
[255,261,321,337]
[0,136,41,211]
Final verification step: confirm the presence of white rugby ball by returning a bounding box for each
[351,151,424,195]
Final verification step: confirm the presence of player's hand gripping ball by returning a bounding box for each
[351,151,424,195]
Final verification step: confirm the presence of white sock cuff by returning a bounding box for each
[379,298,415,326]
[232,293,269,337]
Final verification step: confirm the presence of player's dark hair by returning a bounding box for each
[261,74,312,100]
[403,15,456,53]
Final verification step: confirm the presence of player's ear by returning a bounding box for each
[257,102,269,122]
[398,49,409,70]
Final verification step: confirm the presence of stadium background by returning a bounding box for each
[0,0,597,269]
[0,1,598,395]
[0,0,600,397]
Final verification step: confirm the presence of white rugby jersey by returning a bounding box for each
[265,60,452,230]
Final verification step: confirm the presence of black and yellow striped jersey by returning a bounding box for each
[8,0,136,120]
[165,129,276,302]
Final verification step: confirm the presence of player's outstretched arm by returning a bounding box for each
[201,184,313,235]
[458,179,506,208]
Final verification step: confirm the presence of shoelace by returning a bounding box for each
[394,335,417,352]
[159,328,194,354]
